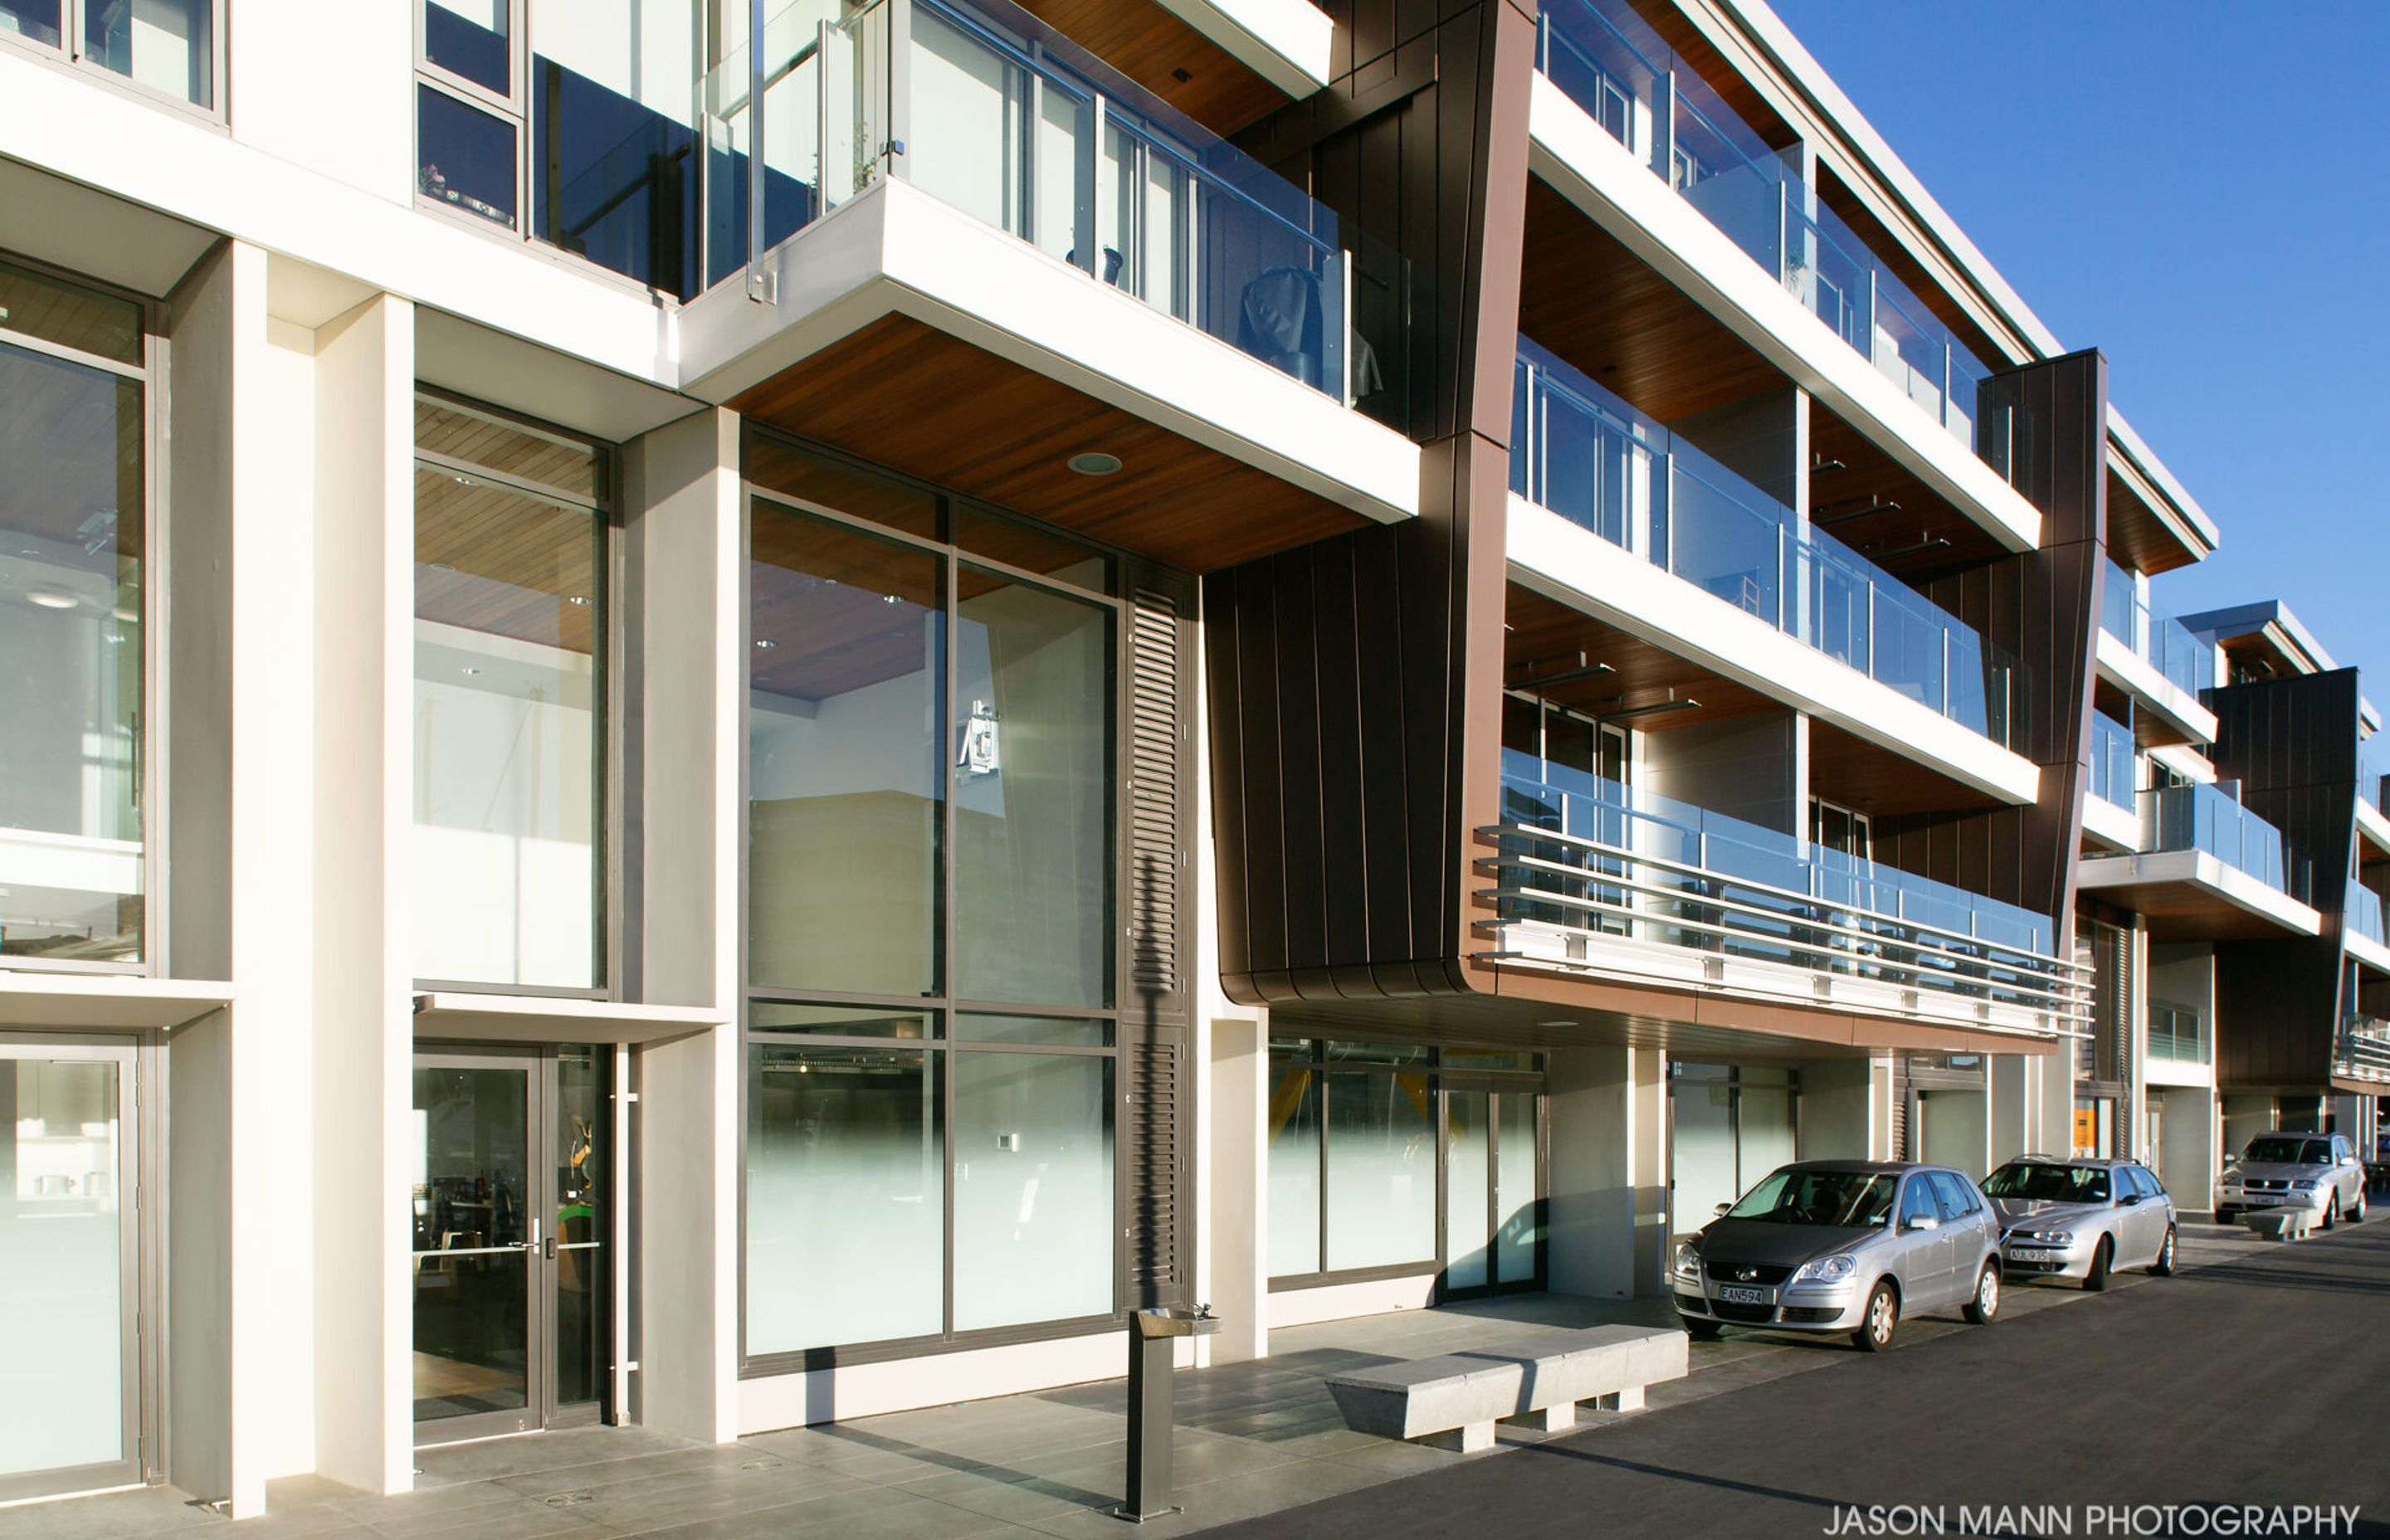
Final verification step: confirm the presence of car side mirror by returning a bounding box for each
[1714,1203,1731,1217]
[2119,1193,2140,1206]
[1905,1215,1938,1232]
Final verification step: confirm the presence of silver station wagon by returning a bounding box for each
[1672,1161,2002,1352]
[2216,1132,2370,1228]
[1983,1157,2178,1289]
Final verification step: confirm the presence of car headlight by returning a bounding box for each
[2022,1229,2074,1245]
[1792,1255,1856,1284]
[1673,1240,1701,1277]
[2294,1177,2324,1190]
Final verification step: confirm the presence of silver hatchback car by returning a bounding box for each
[1673,1161,2003,1352]
[2216,1132,2370,1228]
[1983,1157,2178,1289]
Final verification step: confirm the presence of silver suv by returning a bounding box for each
[1672,1161,2002,1352]
[1983,1157,2178,1289]
[2216,1133,2369,1227]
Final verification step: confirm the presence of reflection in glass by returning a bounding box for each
[412,451,603,989]
[746,1044,943,1352]
[418,85,519,227]
[553,1048,605,1408]
[956,1013,1109,1046]
[751,1002,938,1038]
[0,0,62,48]
[0,1057,125,1478]
[1446,1092,1490,1289]
[532,1,701,298]
[85,0,211,105]
[1496,1092,1539,1283]
[0,331,145,963]
[1324,1071,1435,1270]
[425,0,509,94]
[954,568,1113,1007]
[749,505,944,997]
[411,1066,531,1423]
[953,1050,1114,1329]
[1266,1061,1319,1275]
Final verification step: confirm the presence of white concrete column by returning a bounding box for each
[1798,1055,1874,1160]
[1203,1016,1267,1363]
[626,407,743,1442]
[1546,1043,1655,1300]
[306,287,417,1498]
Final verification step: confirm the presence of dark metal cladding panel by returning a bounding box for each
[1310,543,1371,972]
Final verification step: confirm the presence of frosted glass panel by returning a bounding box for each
[1324,1072,1435,1270]
[1741,1087,1796,1181]
[1496,1091,1539,1284]
[1266,1064,1319,1275]
[746,1045,943,1352]
[0,1056,126,1479]
[1671,1070,1737,1232]
[953,1051,1113,1330]
[1446,1092,1490,1289]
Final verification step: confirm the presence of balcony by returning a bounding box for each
[2334,1016,2390,1086]
[1512,341,2023,753]
[2079,782,2321,939]
[2147,1003,2207,1067]
[1533,0,1999,471]
[1478,752,2087,1041]
[2082,710,2139,849]
[676,0,1419,568]
[2347,880,2390,976]
[2097,560,2216,743]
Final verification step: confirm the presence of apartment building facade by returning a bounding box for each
[0,0,2363,1518]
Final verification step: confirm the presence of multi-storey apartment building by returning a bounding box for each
[0,0,2368,1518]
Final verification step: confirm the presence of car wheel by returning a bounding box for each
[1679,1314,1722,1341]
[2151,1226,2178,1276]
[2320,1190,2340,1231]
[2216,1205,2239,1226]
[2349,1187,2366,1223]
[2082,1235,2114,1292]
[1963,1260,2001,1324]
[1853,1281,1899,1352]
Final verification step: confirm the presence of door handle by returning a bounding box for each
[544,1236,558,1260]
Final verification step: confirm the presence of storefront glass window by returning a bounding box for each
[952,1051,1114,1329]
[1266,1059,1321,1275]
[1324,1070,1436,1270]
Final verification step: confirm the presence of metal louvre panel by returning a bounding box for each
[1128,587,1183,1007]
[1126,1034,1186,1304]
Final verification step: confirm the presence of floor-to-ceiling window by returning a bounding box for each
[0,257,149,969]
[1667,1061,1797,1234]
[742,432,1126,1366]
[412,395,610,992]
[1266,1038,1546,1296]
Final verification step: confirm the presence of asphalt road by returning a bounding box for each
[1222,1223,2390,1539]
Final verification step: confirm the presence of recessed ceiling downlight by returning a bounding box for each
[27,587,77,610]
[1066,451,1123,476]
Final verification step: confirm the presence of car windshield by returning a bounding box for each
[1724,1169,1896,1227]
[2243,1138,2329,1166]
[1983,1163,2111,1202]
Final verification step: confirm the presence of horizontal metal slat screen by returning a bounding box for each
[1123,573,1193,1308]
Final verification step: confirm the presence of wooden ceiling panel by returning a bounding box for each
[1008,0,1289,135]
[2106,467,2199,578]
[731,314,1369,573]
[1807,402,2007,578]
[1808,719,2006,821]
[1505,582,1772,728]
[416,398,603,501]
[1520,175,1788,424]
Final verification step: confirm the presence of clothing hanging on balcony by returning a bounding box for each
[1235,264,1382,400]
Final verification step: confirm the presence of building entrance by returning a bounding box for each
[412,1045,609,1444]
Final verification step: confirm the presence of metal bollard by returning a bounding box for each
[1115,1304,1220,1522]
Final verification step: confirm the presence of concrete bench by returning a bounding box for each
[1325,1325,1688,1454]
[2246,1207,2316,1241]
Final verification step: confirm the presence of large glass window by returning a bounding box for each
[416,1,705,297]
[412,396,608,991]
[742,435,1128,1364]
[0,259,147,967]
[1,0,215,109]
[1269,1038,1544,1288]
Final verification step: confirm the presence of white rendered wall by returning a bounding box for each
[627,408,744,1443]
[1267,1274,1436,1330]
[1545,1044,1636,1299]
[1916,1088,1989,1179]
[1799,1055,1875,1161]
[230,0,414,202]
[2158,1086,2217,1213]
[1205,1017,1268,1363]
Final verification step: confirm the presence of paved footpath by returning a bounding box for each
[1220,1223,2390,1540]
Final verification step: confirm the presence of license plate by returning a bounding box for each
[2008,1244,2048,1255]
[2250,1195,2284,1206]
[1719,1286,1767,1305]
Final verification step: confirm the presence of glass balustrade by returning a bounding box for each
[1512,339,2025,750]
[2348,880,2388,950]
[1492,750,2071,1009]
[2099,557,2215,699]
[2146,1004,2207,1065]
[1533,0,1996,465]
[2339,1016,2390,1080]
[701,0,1409,424]
[2137,782,2310,901]
[2089,711,2136,811]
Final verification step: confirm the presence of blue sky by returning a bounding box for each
[1769,0,2390,694]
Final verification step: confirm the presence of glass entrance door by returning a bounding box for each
[1441,1086,1544,1298]
[0,1040,139,1503]
[412,1045,608,1444]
